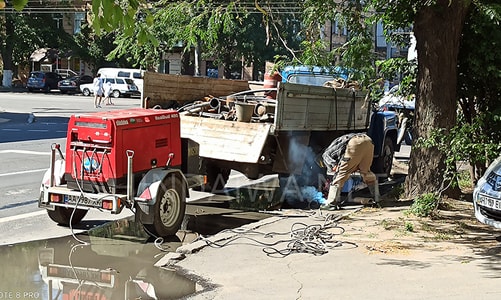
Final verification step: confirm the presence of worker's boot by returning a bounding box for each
[321,184,340,210]
[368,183,380,203]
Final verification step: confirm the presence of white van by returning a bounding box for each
[97,68,144,94]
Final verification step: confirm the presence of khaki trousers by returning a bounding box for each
[332,135,376,188]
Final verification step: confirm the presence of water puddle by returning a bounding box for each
[0,203,273,299]
[0,217,198,299]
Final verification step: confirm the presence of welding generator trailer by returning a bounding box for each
[39,108,203,237]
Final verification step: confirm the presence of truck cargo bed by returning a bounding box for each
[275,82,369,131]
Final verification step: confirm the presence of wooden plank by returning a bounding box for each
[180,116,272,163]
[143,72,250,108]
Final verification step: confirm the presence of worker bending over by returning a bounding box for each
[321,133,380,209]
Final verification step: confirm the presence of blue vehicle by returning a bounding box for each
[281,65,350,86]
[27,71,62,93]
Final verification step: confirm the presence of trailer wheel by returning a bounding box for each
[145,175,186,237]
[371,136,394,179]
[47,206,88,226]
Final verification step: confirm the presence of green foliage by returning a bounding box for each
[404,221,414,232]
[417,116,501,190]
[1,12,75,70]
[407,193,439,217]
[10,0,28,11]
[74,24,127,73]
[376,57,417,96]
[457,4,501,139]
[457,170,473,190]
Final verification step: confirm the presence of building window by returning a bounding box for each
[74,12,85,34]
[53,13,63,29]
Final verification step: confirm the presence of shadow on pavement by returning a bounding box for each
[0,111,68,143]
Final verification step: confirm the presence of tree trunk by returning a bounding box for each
[1,14,15,87]
[405,0,471,198]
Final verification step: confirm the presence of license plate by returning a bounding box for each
[476,194,501,210]
[64,194,101,207]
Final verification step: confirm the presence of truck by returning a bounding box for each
[39,73,399,238]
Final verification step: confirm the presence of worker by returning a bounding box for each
[320,133,380,210]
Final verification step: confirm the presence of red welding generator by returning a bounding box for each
[64,108,182,193]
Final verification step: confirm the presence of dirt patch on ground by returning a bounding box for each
[337,196,501,258]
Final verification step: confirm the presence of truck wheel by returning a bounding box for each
[371,137,394,179]
[144,175,186,237]
[47,207,88,226]
[82,88,91,96]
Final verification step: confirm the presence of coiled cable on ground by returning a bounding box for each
[200,211,357,258]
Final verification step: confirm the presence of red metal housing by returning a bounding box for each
[64,108,182,193]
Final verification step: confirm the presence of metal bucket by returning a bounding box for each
[235,102,254,122]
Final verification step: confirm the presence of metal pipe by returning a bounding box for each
[49,144,56,187]
[126,150,135,201]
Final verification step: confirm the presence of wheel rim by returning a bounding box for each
[159,188,181,227]
[113,90,120,98]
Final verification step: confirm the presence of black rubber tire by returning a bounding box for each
[82,88,91,96]
[47,206,88,226]
[144,175,186,237]
[371,136,394,179]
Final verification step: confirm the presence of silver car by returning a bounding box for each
[473,156,501,228]
[80,77,140,98]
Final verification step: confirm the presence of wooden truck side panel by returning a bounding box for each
[180,117,272,163]
[143,72,249,108]
[275,82,369,132]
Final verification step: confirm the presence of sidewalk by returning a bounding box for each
[158,199,501,299]
[0,86,27,93]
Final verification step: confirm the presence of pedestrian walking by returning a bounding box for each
[93,73,104,108]
[104,80,114,105]
[321,133,380,209]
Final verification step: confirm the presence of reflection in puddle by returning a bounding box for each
[1,186,277,299]
[0,218,198,299]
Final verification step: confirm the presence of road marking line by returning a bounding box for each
[0,168,47,177]
[0,150,50,155]
[28,130,49,132]
[1,129,21,131]
[0,210,46,223]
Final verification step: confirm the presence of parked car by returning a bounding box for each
[27,71,62,92]
[474,156,501,229]
[80,77,141,98]
[58,75,93,94]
